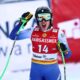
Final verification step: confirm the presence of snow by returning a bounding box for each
[59,63,80,80]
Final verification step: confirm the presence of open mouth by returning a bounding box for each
[42,24,46,28]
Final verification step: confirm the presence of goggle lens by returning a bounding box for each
[37,13,51,21]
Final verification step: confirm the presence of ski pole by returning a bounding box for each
[58,41,66,80]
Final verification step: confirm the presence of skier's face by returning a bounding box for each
[37,13,51,32]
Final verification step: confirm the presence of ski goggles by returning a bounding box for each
[37,13,51,21]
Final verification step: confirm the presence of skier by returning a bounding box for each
[9,7,72,80]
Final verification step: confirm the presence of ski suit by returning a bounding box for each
[9,23,72,80]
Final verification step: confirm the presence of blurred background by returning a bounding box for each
[0,0,80,80]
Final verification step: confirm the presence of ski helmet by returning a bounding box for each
[35,7,53,26]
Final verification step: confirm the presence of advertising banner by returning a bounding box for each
[51,0,80,63]
[0,0,48,80]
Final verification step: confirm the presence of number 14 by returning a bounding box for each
[38,45,48,53]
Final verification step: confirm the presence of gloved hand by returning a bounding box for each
[57,42,67,52]
[59,43,67,51]
[16,12,33,34]
[20,12,33,27]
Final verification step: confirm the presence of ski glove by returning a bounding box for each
[57,42,67,52]
[20,12,33,27]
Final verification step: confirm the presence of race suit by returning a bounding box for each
[9,23,71,80]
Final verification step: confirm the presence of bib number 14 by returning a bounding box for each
[38,45,48,53]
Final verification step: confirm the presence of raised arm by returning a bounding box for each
[9,23,34,40]
[9,12,33,40]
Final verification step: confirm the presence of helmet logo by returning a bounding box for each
[42,9,44,12]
